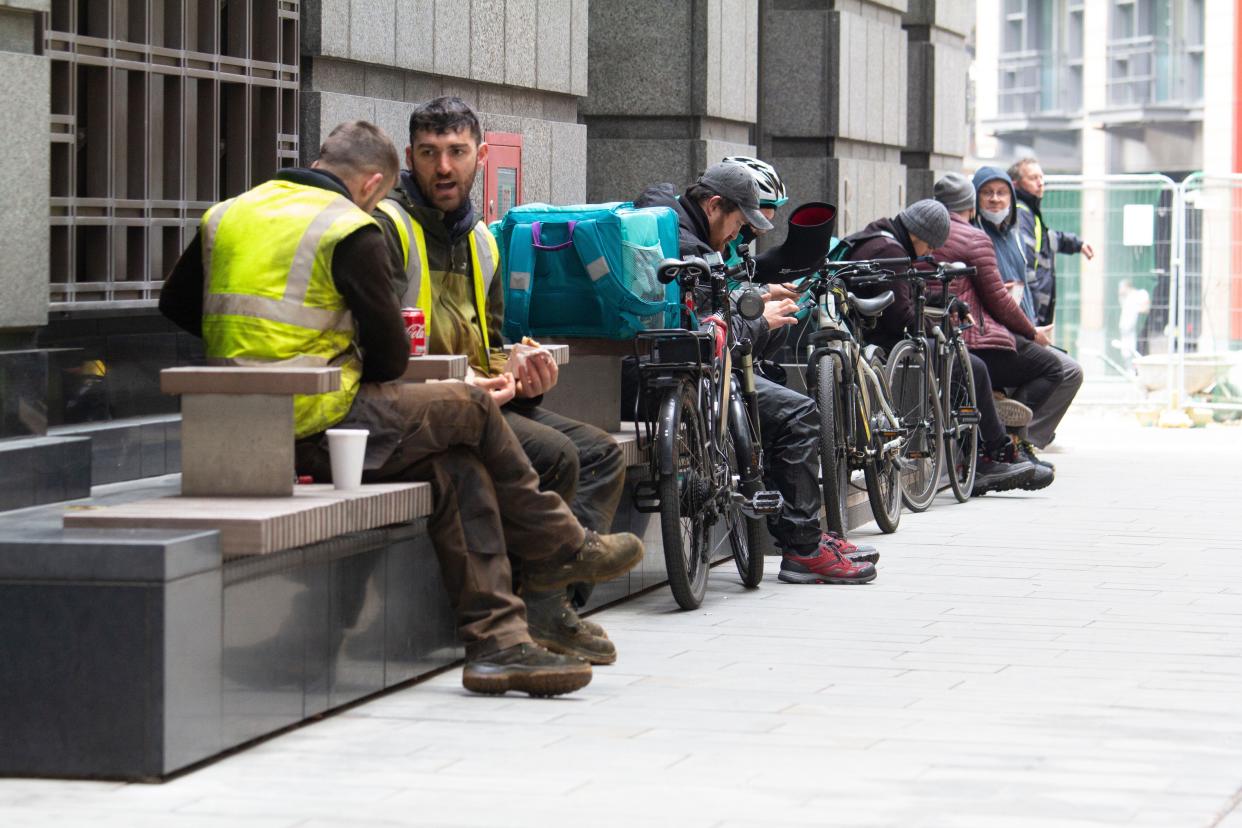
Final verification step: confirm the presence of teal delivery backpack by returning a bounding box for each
[495,202,682,340]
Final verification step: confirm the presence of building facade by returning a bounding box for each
[974,0,1227,176]
[0,0,968,506]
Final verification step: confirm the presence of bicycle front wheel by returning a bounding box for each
[814,353,849,535]
[862,352,903,533]
[885,340,944,512]
[657,382,712,610]
[725,419,765,588]
[944,340,979,503]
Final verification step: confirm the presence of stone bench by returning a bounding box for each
[161,366,341,498]
[402,354,468,382]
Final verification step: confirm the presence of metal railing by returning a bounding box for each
[1043,173,1242,417]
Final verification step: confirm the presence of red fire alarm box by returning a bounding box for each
[484,131,522,225]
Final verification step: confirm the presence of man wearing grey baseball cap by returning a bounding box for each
[631,167,879,585]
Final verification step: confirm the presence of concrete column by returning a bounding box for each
[0,0,49,332]
[582,0,758,204]
[755,0,912,244]
[902,1,971,202]
[1077,1,1111,362]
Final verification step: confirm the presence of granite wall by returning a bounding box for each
[301,0,589,206]
[581,0,758,204]
[0,0,49,330]
[902,0,970,202]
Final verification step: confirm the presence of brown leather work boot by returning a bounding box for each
[522,530,644,593]
[525,588,616,665]
[462,643,592,697]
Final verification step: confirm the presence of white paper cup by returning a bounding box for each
[325,428,368,490]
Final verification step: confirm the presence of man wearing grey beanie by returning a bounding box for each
[836,198,951,351]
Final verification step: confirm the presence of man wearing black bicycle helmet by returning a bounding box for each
[635,164,878,585]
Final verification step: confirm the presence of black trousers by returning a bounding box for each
[972,335,1064,416]
[502,402,626,535]
[967,352,1008,454]
[754,374,823,552]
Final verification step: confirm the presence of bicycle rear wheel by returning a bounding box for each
[814,352,848,535]
[724,422,765,588]
[657,382,712,610]
[885,340,944,512]
[861,353,902,533]
[944,340,979,503]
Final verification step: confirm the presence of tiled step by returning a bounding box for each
[0,434,91,511]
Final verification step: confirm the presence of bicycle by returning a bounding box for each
[797,257,909,536]
[881,260,980,510]
[922,266,982,503]
[631,247,783,610]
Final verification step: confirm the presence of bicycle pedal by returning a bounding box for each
[632,480,662,513]
[956,407,981,425]
[878,429,904,440]
[749,490,784,515]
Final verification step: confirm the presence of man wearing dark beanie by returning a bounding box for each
[837,198,950,352]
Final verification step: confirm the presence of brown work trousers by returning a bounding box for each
[297,381,586,658]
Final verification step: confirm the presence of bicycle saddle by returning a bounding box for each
[847,290,895,317]
[658,256,710,285]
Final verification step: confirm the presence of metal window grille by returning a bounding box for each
[46,0,300,310]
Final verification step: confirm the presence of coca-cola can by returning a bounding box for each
[401,307,426,356]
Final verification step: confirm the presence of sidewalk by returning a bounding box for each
[1,411,1241,827]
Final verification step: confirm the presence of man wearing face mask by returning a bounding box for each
[974,166,1084,459]
[634,164,879,585]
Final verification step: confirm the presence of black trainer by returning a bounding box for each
[1016,438,1055,471]
[971,454,1037,496]
[999,442,1054,490]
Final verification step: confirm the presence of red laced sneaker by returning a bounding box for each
[821,531,880,564]
[778,538,877,585]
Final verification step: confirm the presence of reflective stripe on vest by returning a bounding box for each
[1016,202,1043,257]
[377,198,432,317]
[200,180,372,438]
[379,199,496,364]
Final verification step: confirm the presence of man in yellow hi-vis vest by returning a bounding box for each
[159,121,642,697]
[374,98,626,667]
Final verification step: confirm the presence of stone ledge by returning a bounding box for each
[161,367,341,396]
[402,354,468,381]
[63,483,432,559]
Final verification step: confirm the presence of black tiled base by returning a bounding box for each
[0,519,457,780]
[0,435,91,511]
[50,415,180,486]
[0,463,696,780]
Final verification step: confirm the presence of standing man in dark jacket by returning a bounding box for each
[372,97,626,665]
[160,120,642,697]
[982,165,1085,452]
[636,164,879,585]
[1010,157,1094,328]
